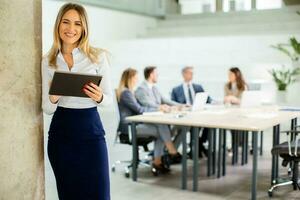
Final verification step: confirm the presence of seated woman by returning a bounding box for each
[116,68,181,175]
[224,67,247,105]
[224,67,248,155]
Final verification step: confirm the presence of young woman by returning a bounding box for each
[224,67,248,157]
[224,67,247,105]
[42,3,111,199]
[116,68,182,174]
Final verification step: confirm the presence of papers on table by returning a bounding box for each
[200,110,229,115]
[280,106,300,112]
[241,112,278,119]
[142,111,164,116]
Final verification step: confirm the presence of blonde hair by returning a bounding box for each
[116,68,138,102]
[47,3,101,68]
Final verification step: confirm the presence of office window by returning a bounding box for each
[256,0,282,10]
[179,0,216,14]
[223,0,252,12]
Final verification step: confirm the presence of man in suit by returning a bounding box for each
[171,66,212,105]
[135,66,182,111]
[171,66,212,158]
[135,66,184,161]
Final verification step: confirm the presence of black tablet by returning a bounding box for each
[49,71,102,98]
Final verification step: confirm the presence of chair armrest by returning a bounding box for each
[128,124,133,142]
[280,130,300,134]
[280,130,300,156]
[295,135,299,156]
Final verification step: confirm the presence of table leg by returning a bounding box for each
[193,127,199,191]
[271,124,280,185]
[131,123,138,181]
[260,131,263,156]
[182,127,188,190]
[242,131,246,165]
[236,131,240,165]
[222,129,227,176]
[275,125,280,181]
[207,129,213,177]
[217,129,223,178]
[251,131,258,200]
[232,132,236,165]
[245,132,248,164]
[213,129,217,175]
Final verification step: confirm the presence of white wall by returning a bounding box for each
[42,0,157,53]
[109,34,300,105]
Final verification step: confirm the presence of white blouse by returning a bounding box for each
[42,48,112,115]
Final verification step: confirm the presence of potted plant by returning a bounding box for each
[269,66,300,90]
[271,37,300,63]
[271,37,300,104]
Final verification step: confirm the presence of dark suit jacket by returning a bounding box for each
[171,83,212,104]
[117,89,156,134]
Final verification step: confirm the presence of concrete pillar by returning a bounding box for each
[216,0,223,12]
[251,0,256,9]
[164,0,180,15]
[0,0,44,199]
[282,0,300,5]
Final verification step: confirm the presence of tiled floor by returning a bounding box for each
[44,112,300,200]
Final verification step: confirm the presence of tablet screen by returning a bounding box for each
[49,71,102,98]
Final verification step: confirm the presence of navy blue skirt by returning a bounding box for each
[48,106,110,200]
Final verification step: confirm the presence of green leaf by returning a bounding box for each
[268,66,300,90]
[271,44,295,60]
[271,37,300,61]
[290,37,300,55]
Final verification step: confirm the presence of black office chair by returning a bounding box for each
[111,125,155,178]
[111,90,156,178]
[268,129,300,197]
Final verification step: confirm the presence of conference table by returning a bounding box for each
[126,105,300,200]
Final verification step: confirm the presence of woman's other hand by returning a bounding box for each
[83,82,103,103]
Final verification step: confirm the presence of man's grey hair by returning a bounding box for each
[182,66,194,74]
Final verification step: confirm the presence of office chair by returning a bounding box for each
[111,90,156,177]
[268,129,300,197]
[111,126,155,178]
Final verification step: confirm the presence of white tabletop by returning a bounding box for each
[126,105,300,131]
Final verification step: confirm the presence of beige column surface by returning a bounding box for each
[216,0,223,12]
[0,0,44,199]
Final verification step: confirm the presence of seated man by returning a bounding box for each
[171,66,212,158]
[135,66,182,111]
[135,66,184,162]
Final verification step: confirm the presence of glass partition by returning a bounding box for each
[179,0,286,15]
[72,0,166,17]
[62,0,293,16]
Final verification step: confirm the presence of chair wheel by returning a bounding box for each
[125,167,130,178]
[250,149,253,155]
[111,165,116,172]
[151,167,158,176]
[288,168,292,176]
[268,190,273,197]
